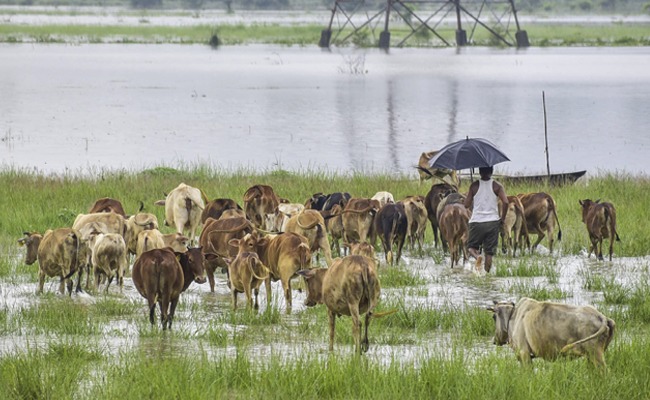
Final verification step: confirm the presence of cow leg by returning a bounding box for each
[328,309,336,352]
[283,279,292,313]
[75,268,84,294]
[395,234,405,265]
[608,237,614,261]
[265,278,272,306]
[244,283,253,309]
[94,268,102,292]
[253,287,260,310]
[232,290,238,310]
[168,297,179,330]
[362,312,371,354]
[320,237,334,267]
[597,237,604,261]
[350,303,362,355]
[531,229,545,252]
[65,278,73,296]
[159,294,171,330]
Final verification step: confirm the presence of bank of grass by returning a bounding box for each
[0,21,649,46]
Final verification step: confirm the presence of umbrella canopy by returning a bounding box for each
[428,137,510,170]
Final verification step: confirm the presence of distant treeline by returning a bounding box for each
[0,0,648,13]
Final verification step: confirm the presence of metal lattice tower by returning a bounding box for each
[319,0,529,48]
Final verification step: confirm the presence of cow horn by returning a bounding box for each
[138,201,145,212]
[254,226,280,235]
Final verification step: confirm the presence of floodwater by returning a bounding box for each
[2,44,650,176]
[2,241,649,365]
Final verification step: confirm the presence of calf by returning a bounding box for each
[579,199,621,261]
[438,203,470,268]
[400,195,428,252]
[226,234,271,310]
[424,183,457,249]
[136,229,189,258]
[90,233,128,292]
[132,247,206,330]
[517,192,562,253]
[124,212,159,257]
[36,228,86,295]
[298,255,380,355]
[347,242,376,259]
[489,297,615,369]
[321,204,345,256]
[17,231,43,266]
[374,203,407,266]
[499,195,529,256]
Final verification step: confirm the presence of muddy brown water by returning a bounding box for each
[2,243,648,365]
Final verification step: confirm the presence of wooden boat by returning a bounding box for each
[497,170,587,186]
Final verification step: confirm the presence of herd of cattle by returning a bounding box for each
[15,178,620,363]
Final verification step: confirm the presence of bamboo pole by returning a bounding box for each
[543,91,551,185]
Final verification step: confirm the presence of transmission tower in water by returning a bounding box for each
[319,0,529,48]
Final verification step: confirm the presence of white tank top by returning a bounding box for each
[469,178,500,223]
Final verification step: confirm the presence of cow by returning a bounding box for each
[199,216,254,292]
[284,209,334,266]
[89,233,128,292]
[88,197,126,217]
[225,234,271,310]
[579,199,621,261]
[36,228,86,295]
[131,247,206,330]
[219,208,247,220]
[488,297,615,369]
[201,198,242,223]
[371,191,395,208]
[265,202,305,233]
[248,232,311,312]
[320,204,345,256]
[342,198,381,245]
[500,195,530,256]
[400,195,428,252]
[517,192,562,254]
[438,203,471,268]
[347,242,376,259]
[305,192,351,211]
[243,184,281,230]
[124,212,159,257]
[155,183,206,243]
[297,254,380,355]
[17,231,43,266]
[416,150,460,186]
[72,212,126,240]
[136,229,189,258]
[374,203,407,266]
[424,183,458,249]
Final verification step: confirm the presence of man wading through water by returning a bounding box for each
[463,166,509,273]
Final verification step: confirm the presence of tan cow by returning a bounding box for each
[219,208,247,220]
[499,195,530,256]
[424,183,458,249]
[250,232,311,312]
[320,204,345,256]
[347,242,376,259]
[201,198,242,223]
[517,192,562,253]
[136,229,189,258]
[488,297,615,369]
[284,209,333,266]
[243,184,281,230]
[579,199,621,261]
[89,233,128,292]
[342,198,381,244]
[400,195,428,251]
[225,234,271,310]
[416,150,459,186]
[124,212,159,256]
[155,183,206,243]
[36,228,86,295]
[438,203,470,268]
[17,231,43,266]
[132,247,206,330]
[73,212,126,240]
[88,197,126,217]
[199,216,254,292]
[298,254,380,354]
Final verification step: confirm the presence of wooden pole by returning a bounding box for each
[543,91,551,183]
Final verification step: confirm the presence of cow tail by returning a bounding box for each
[185,197,193,219]
[299,243,310,269]
[560,321,609,354]
[604,206,621,242]
[548,196,562,241]
[361,260,372,312]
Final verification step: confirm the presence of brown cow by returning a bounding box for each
[438,203,470,268]
[88,197,126,217]
[517,192,562,253]
[250,232,311,312]
[199,216,254,292]
[89,232,128,292]
[416,150,459,186]
[297,254,380,354]
[374,203,407,266]
[243,184,281,230]
[17,231,43,265]
[500,195,530,256]
[489,297,615,369]
[284,209,333,266]
[424,183,457,249]
[132,247,206,330]
[36,228,86,295]
[226,234,271,310]
[342,198,381,244]
[579,199,621,261]
[321,204,345,256]
[219,208,247,220]
[201,198,243,223]
[347,242,376,259]
[400,195,428,252]
[155,183,206,243]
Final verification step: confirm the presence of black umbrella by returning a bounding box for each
[428,137,510,170]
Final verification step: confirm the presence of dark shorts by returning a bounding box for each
[467,220,501,256]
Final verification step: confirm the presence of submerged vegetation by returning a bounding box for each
[1,168,650,398]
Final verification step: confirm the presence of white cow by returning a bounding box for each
[155,183,206,244]
[371,191,395,208]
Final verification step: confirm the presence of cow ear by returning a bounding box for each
[228,238,240,248]
[154,200,166,206]
[296,269,315,279]
[486,306,495,312]
[17,238,26,246]
[579,200,583,206]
